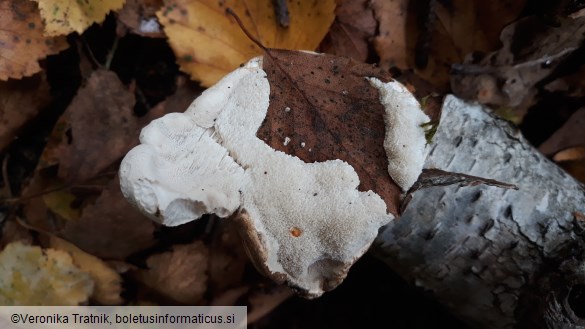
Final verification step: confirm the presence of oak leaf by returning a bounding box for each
[0,242,94,305]
[0,0,68,80]
[156,0,336,86]
[33,0,125,36]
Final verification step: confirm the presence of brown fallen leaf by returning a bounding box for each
[49,236,123,305]
[33,0,125,36]
[0,242,94,305]
[545,65,585,98]
[157,0,336,86]
[0,218,33,249]
[539,108,585,156]
[372,0,525,90]
[0,0,68,80]
[247,285,294,324]
[208,220,247,295]
[117,0,164,37]
[60,176,157,260]
[451,16,585,108]
[0,74,51,151]
[256,50,402,215]
[319,0,376,62]
[47,70,137,183]
[133,241,208,304]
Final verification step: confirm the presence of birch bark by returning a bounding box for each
[374,96,585,329]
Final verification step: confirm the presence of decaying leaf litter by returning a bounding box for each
[0,0,584,327]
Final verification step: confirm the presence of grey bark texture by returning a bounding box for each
[373,96,585,329]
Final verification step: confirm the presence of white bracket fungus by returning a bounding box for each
[120,57,430,297]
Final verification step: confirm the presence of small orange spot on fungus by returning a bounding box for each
[290,227,302,237]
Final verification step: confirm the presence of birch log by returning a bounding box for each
[374,96,585,329]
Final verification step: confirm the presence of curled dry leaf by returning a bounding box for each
[0,242,94,305]
[49,236,123,305]
[207,221,247,294]
[550,146,585,183]
[372,0,525,90]
[451,16,585,107]
[133,241,208,304]
[319,0,376,62]
[0,0,68,80]
[156,0,336,86]
[0,74,51,151]
[32,0,125,36]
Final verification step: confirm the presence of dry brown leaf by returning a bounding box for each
[208,221,247,294]
[247,285,293,324]
[0,242,94,305]
[49,236,123,305]
[0,0,68,80]
[61,177,156,260]
[256,50,402,215]
[157,0,336,86]
[451,16,585,107]
[134,241,208,304]
[47,70,137,183]
[0,218,33,250]
[372,0,525,90]
[117,0,164,37]
[33,0,125,36]
[539,108,585,156]
[0,74,51,151]
[319,0,376,62]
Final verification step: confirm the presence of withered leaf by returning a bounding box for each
[401,168,518,212]
[0,74,51,151]
[319,0,377,62]
[451,16,585,107]
[50,70,137,183]
[133,241,208,304]
[539,108,585,156]
[0,0,68,80]
[60,177,156,260]
[256,50,401,215]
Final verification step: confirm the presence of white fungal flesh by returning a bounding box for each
[367,78,431,191]
[120,58,432,296]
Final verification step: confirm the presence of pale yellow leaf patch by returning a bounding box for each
[50,236,124,305]
[0,242,94,305]
[157,0,336,86]
[34,0,126,36]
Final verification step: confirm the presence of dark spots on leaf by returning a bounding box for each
[26,39,31,44]
[12,35,19,42]
[197,26,206,32]
[324,78,330,84]
[27,22,35,29]
[181,54,194,62]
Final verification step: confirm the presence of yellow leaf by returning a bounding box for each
[157,0,336,86]
[0,0,68,80]
[50,236,123,305]
[0,242,94,305]
[33,0,126,36]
